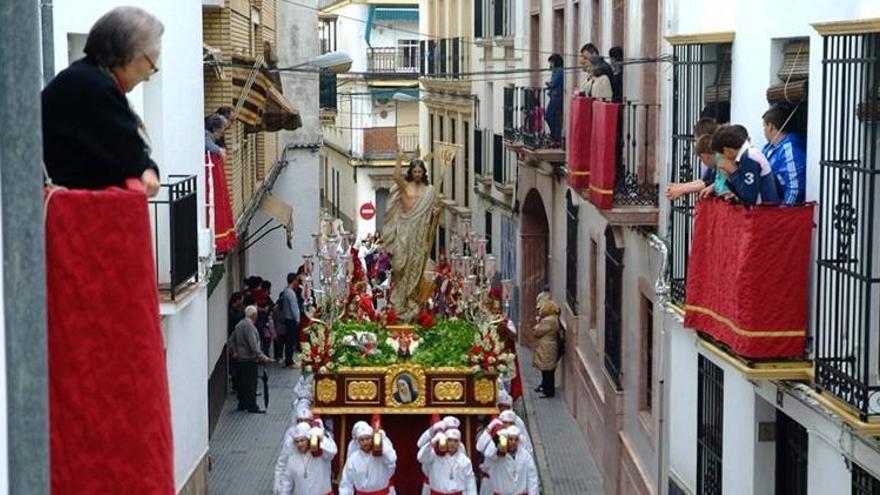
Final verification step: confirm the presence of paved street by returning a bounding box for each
[518,347,605,495]
[208,364,299,494]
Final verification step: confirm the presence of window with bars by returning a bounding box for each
[814,30,880,421]
[640,295,654,412]
[852,463,880,495]
[318,17,337,54]
[775,411,808,495]
[565,191,578,313]
[485,211,493,254]
[604,225,623,389]
[493,133,504,183]
[474,126,483,176]
[697,355,724,495]
[668,42,732,305]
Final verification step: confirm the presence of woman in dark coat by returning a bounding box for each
[42,6,164,196]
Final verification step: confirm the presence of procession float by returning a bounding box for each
[296,149,520,493]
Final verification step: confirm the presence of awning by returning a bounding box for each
[258,193,294,248]
[374,7,419,22]
[370,87,419,101]
[231,55,301,133]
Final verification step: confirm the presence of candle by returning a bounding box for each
[485,255,497,279]
[501,279,512,302]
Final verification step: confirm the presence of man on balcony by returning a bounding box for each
[228,305,272,413]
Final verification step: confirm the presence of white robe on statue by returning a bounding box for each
[417,443,478,495]
[339,442,397,495]
[276,438,338,495]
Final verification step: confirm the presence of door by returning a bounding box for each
[519,189,549,349]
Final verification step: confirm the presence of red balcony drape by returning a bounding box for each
[684,199,815,359]
[588,101,622,210]
[207,153,238,255]
[567,96,593,188]
[45,186,174,493]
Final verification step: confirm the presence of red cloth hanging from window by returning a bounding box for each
[567,96,593,188]
[45,186,174,494]
[683,199,815,359]
[207,153,238,255]
[588,101,622,209]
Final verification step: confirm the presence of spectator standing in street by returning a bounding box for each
[228,305,271,413]
[531,297,560,398]
[42,6,163,196]
[280,273,302,367]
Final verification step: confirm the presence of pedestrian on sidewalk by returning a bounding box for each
[228,305,272,413]
[280,273,301,367]
[531,297,560,398]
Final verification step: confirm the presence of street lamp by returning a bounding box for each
[295,51,353,74]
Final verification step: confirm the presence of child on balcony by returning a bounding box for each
[711,125,780,206]
[665,118,724,201]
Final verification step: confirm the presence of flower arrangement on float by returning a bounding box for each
[467,321,516,377]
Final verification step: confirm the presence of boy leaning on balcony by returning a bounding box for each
[711,125,781,206]
[665,118,723,201]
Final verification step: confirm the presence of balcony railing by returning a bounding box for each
[614,101,660,207]
[398,130,419,153]
[506,87,555,150]
[320,72,337,111]
[150,175,199,300]
[367,47,419,73]
[419,37,466,79]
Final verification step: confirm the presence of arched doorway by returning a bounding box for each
[520,189,549,349]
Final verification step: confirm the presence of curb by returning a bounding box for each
[517,346,555,495]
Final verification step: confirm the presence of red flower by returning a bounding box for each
[416,309,435,328]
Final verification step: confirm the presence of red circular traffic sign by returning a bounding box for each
[360,202,376,220]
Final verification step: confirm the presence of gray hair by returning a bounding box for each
[84,7,164,68]
[206,114,227,132]
[244,305,258,318]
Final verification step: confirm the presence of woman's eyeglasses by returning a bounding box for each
[143,53,159,75]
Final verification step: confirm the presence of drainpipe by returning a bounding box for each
[647,233,670,495]
[0,0,50,492]
[40,0,55,84]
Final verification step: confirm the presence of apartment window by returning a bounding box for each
[451,118,457,201]
[399,39,419,70]
[668,41,732,304]
[493,133,503,183]
[852,463,880,495]
[552,8,564,58]
[474,0,483,38]
[565,191,578,312]
[318,16,338,54]
[439,116,445,193]
[603,226,623,389]
[464,121,470,207]
[775,411,808,495]
[697,355,723,495]
[474,126,483,176]
[640,294,653,411]
[485,211,493,254]
[815,30,880,420]
[430,115,435,183]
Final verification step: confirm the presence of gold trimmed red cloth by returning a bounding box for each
[206,153,238,254]
[567,96,593,188]
[587,101,621,209]
[683,199,815,358]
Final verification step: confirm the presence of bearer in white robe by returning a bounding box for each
[482,426,539,495]
[277,424,338,495]
[418,418,450,495]
[417,428,478,495]
[275,408,332,493]
[498,411,532,456]
[339,423,397,495]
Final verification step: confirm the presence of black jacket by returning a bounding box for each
[42,58,159,189]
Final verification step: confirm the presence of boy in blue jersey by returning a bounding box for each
[762,105,806,205]
[711,125,780,206]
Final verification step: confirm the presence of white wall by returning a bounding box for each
[667,320,698,490]
[278,0,321,146]
[163,296,209,491]
[207,276,229,372]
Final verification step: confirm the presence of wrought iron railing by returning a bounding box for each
[614,101,660,207]
[367,47,419,73]
[815,31,880,420]
[149,175,199,300]
[697,355,724,495]
[419,37,466,78]
[506,86,554,149]
[319,72,337,111]
[668,42,731,305]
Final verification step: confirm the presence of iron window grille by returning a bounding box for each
[815,31,880,421]
[697,355,724,495]
[668,42,732,305]
[604,225,623,389]
[566,191,578,313]
[503,86,515,140]
[493,133,504,183]
[775,411,808,495]
[319,73,337,110]
[852,462,880,495]
[474,126,483,176]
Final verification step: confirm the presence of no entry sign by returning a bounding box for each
[360,202,376,220]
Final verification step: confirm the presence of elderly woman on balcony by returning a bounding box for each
[42,6,163,197]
